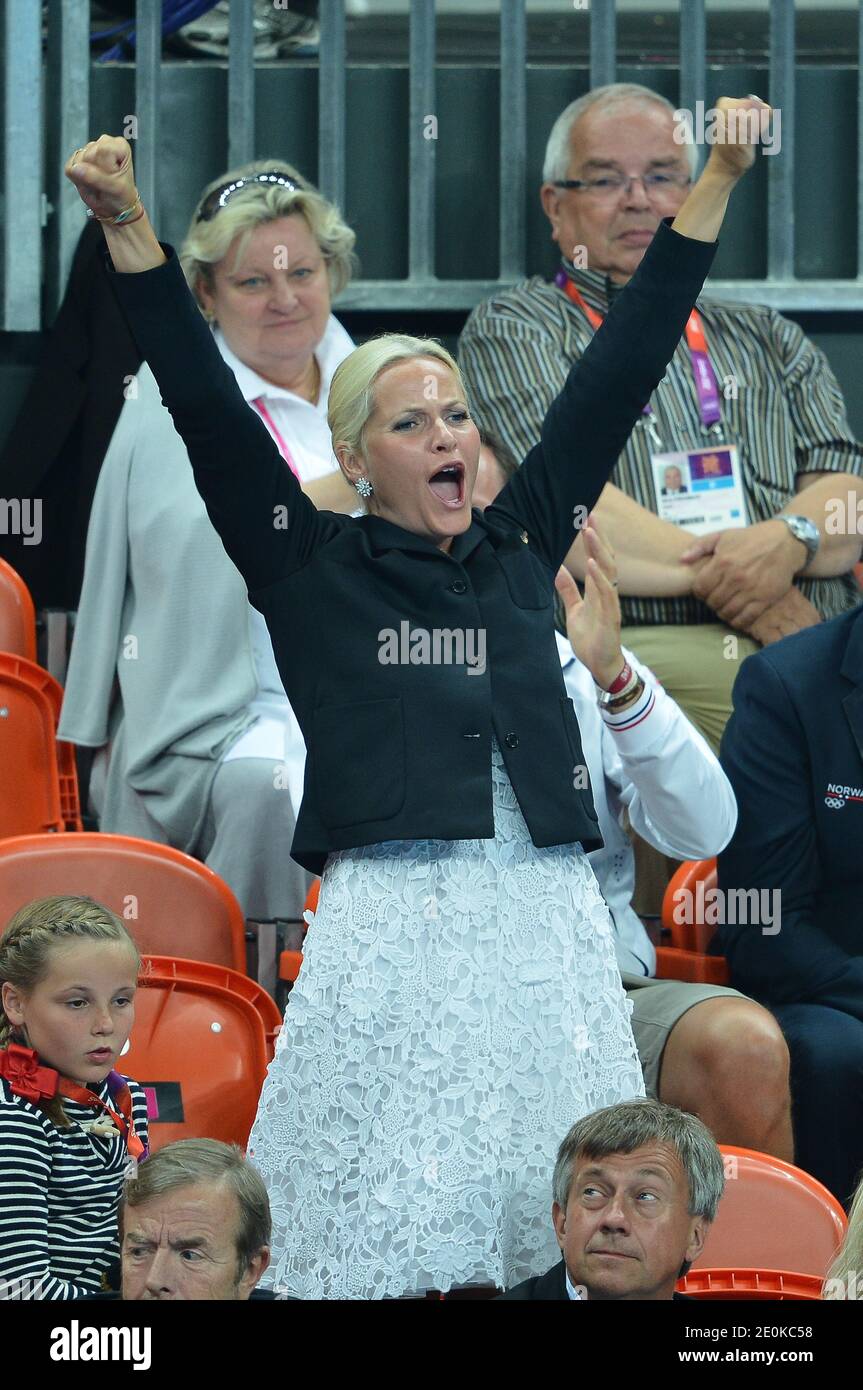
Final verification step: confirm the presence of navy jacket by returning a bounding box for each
[718,606,863,1018]
[106,224,716,874]
[496,1257,692,1300]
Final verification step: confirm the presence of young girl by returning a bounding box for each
[0,895,148,1299]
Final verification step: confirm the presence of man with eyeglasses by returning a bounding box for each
[460,83,863,758]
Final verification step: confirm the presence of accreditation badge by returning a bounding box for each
[650,444,747,536]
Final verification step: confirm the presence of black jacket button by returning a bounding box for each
[504,732,519,749]
[450,580,467,594]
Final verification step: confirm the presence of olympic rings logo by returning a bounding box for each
[824,796,846,810]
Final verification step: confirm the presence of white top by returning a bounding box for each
[216,315,354,800]
[556,633,738,977]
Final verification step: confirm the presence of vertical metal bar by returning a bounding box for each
[409,0,436,281]
[679,0,706,179]
[134,0,161,227]
[45,0,91,321]
[318,0,346,208]
[2,0,43,328]
[768,0,795,280]
[589,0,616,90]
[499,0,526,280]
[228,0,256,169]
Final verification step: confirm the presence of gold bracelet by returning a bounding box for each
[85,193,143,226]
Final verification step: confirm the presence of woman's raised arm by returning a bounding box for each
[64,136,336,594]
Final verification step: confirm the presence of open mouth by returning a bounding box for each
[428,462,465,508]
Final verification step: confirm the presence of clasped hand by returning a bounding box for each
[680,518,806,631]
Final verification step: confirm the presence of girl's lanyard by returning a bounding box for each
[59,1072,147,1161]
[554,271,723,443]
[251,396,302,481]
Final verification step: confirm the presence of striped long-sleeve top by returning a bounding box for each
[0,1075,149,1299]
[459,260,863,627]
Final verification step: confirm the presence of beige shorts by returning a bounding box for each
[622,972,746,1098]
[620,622,759,756]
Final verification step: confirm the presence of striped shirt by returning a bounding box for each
[0,1074,149,1300]
[459,261,863,626]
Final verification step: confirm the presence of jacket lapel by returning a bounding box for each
[840,610,863,764]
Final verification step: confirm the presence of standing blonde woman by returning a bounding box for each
[66,106,762,1297]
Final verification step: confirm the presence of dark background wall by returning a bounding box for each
[2,48,863,443]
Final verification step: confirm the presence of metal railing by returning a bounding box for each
[2,0,863,329]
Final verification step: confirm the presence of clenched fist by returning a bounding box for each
[64,134,138,222]
[704,96,774,180]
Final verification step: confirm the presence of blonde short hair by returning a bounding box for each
[179,158,358,311]
[328,334,465,459]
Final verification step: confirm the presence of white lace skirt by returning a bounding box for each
[248,738,644,1299]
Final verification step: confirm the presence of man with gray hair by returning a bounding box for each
[461,82,863,756]
[497,1099,724,1300]
[119,1139,273,1300]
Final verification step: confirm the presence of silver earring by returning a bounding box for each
[355,477,374,498]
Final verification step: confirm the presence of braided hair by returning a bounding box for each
[0,896,140,1126]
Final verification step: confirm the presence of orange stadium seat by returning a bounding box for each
[655,857,730,985]
[0,653,82,836]
[690,1146,847,1278]
[125,956,270,1152]
[0,832,246,971]
[0,557,37,661]
[144,955,282,1061]
[678,1268,824,1300]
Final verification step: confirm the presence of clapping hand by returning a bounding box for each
[554,516,626,690]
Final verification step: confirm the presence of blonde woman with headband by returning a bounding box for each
[66,105,763,1298]
[0,897,147,1299]
[58,159,359,924]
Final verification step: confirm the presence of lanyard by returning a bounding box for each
[251,397,301,480]
[554,270,722,431]
[0,1044,146,1159]
[59,1072,147,1161]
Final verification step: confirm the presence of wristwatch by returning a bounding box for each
[780,515,820,572]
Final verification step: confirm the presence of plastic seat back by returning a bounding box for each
[662,857,718,953]
[145,956,282,1060]
[678,1268,824,1300]
[0,654,80,835]
[0,833,246,970]
[0,558,37,661]
[692,1147,847,1277]
[125,960,269,1151]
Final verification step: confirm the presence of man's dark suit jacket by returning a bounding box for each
[0,221,141,609]
[104,222,716,874]
[496,1258,692,1300]
[718,606,863,1015]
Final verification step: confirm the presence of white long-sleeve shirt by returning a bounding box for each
[557,633,738,977]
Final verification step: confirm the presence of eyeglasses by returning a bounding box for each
[553,172,691,203]
[195,171,306,223]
